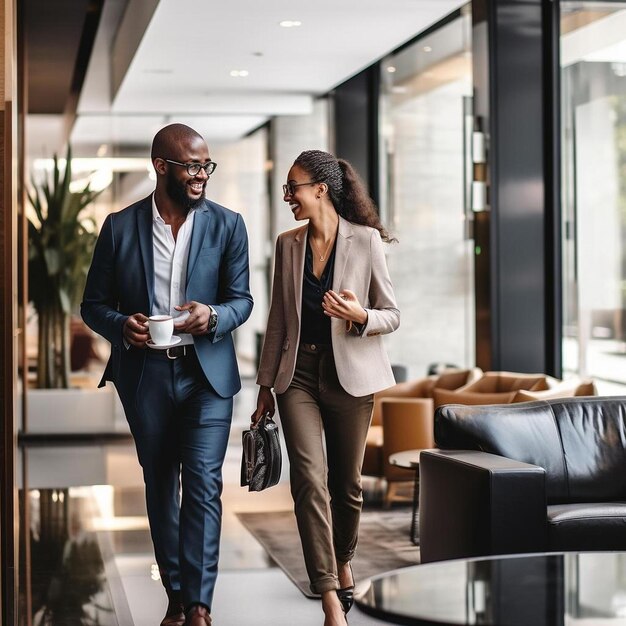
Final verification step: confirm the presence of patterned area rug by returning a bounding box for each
[236,507,420,598]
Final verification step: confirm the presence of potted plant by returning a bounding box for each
[27,147,101,389]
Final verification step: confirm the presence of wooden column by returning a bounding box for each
[0,0,18,623]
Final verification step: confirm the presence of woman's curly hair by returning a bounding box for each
[293,150,396,242]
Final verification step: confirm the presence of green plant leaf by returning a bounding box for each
[27,145,101,388]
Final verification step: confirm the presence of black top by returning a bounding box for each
[300,236,336,345]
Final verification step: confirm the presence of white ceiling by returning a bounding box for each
[561,9,626,66]
[69,0,465,149]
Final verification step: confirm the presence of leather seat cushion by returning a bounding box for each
[433,388,517,409]
[547,502,626,551]
[462,373,548,393]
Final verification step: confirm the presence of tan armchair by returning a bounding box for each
[363,368,481,505]
[380,398,434,507]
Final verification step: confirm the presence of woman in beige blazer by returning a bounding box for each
[253,150,399,626]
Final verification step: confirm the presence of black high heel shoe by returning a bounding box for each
[335,590,349,625]
[337,562,355,614]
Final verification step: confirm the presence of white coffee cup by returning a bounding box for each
[148,315,174,346]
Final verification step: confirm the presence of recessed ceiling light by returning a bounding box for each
[423,45,432,52]
[280,20,302,28]
[387,66,397,73]
[230,70,249,77]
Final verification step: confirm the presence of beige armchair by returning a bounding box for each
[380,398,434,507]
[363,368,481,505]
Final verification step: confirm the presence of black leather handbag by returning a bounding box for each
[240,413,282,491]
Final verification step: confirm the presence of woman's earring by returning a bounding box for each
[316,194,321,199]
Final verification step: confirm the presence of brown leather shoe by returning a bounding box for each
[185,604,212,626]
[161,609,185,626]
[161,592,185,626]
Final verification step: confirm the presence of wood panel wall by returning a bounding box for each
[0,0,18,623]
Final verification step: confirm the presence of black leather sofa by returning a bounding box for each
[419,396,626,563]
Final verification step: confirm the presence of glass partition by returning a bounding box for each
[561,2,626,393]
[380,6,474,378]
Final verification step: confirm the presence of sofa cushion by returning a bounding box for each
[434,368,480,391]
[574,380,597,396]
[547,502,626,551]
[512,378,595,403]
[551,397,626,502]
[462,373,548,393]
[433,388,516,409]
[435,401,568,502]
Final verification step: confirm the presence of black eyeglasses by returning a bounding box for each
[282,180,320,196]
[163,158,217,176]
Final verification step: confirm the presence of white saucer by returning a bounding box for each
[146,336,182,350]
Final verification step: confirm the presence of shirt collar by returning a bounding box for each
[152,192,198,223]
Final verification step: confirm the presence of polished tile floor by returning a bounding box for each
[19,380,392,625]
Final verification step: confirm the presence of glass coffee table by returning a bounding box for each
[356,551,626,625]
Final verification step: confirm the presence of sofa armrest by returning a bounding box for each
[419,449,547,563]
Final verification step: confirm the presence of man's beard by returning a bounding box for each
[165,171,206,209]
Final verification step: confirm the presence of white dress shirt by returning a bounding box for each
[151,193,195,346]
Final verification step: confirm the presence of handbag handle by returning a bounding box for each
[251,411,272,430]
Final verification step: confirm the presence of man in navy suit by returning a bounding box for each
[82,123,253,626]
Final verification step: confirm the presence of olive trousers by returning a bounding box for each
[277,342,374,594]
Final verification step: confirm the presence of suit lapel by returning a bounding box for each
[186,203,212,284]
[332,216,353,292]
[137,197,155,312]
[292,226,307,321]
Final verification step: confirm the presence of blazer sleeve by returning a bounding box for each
[209,213,254,342]
[256,236,285,388]
[354,229,400,338]
[80,213,128,346]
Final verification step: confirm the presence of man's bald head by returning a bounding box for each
[151,123,205,161]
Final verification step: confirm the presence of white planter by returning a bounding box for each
[25,384,125,433]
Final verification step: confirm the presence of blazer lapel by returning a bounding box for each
[332,216,353,292]
[137,198,155,312]
[186,203,212,284]
[292,226,307,321]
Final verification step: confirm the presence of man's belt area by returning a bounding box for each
[146,344,194,360]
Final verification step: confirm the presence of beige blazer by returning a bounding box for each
[257,216,400,397]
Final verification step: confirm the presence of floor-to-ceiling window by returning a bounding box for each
[380,7,473,378]
[561,2,626,394]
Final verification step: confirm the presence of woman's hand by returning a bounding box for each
[251,386,275,424]
[322,289,367,324]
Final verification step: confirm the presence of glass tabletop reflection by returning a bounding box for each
[356,552,626,626]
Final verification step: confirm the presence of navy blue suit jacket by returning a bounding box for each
[81,195,253,401]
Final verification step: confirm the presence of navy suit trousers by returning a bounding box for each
[123,347,232,611]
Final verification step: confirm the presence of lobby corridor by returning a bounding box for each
[19,379,390,626]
